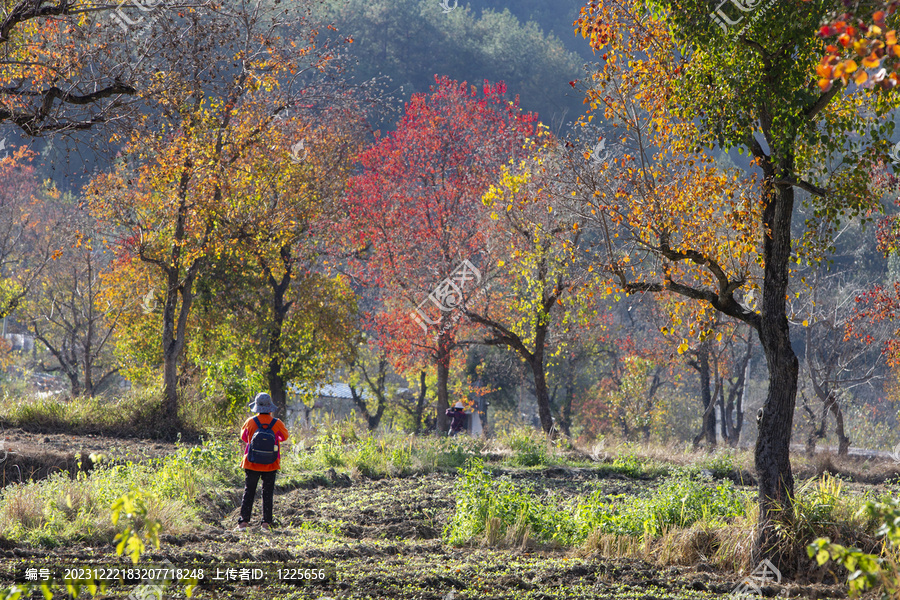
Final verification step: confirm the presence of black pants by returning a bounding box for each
[239,469,277,525]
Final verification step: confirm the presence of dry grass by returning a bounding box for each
[480,513,536,550]
[0,389,205,441]
[578,530,647,559]
[2,486,46,531]
[576,520,755,572]
[793,451,900,485]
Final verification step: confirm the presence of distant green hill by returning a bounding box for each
[464,0,595,57]
[318,0,589,131]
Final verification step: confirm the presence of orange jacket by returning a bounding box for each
[240,413,290,471]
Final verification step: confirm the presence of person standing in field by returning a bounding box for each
[445,401,467,436]
[238,392,289,530]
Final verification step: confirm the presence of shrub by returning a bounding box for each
[422,435,483,470]
[580,469,746,537]
[445,458,571,547]
[499,428,552,467]
[809,497,900,598]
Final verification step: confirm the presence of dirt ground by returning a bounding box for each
[0,427,178,485]
[0,434,854,600]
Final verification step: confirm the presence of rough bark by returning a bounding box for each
[531,323,554,435]
[161,265,197,420]
[752,182,798,568]
[263,245,293,415]
[691,343,717,450]
[435,329,452,433]
[156,173,202,424]
[414,370,428,435]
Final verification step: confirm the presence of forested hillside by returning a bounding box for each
[318,0,587,131]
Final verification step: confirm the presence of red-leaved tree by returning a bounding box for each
[342,76,537,432]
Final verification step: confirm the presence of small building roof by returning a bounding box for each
[316,382,359,400]
[291,381,408,401]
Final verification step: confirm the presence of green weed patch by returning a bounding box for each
[445,458,748,548]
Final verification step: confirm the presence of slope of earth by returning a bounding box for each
[0,468,849,599]
[0,427,178,484]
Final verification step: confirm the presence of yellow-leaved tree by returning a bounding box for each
[573,0,894,567]
[87,0,353,426]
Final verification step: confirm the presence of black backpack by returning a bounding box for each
[247,417,280,464]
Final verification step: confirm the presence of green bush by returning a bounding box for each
[444,458,568,546]
[809,497,900,598]
[501,428,552,467]
[422,435,483,470]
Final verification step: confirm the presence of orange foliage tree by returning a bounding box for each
[808,1,900,91]
[0,0,139,132]
[87,2,348,423]
[0,148,59,319]
[573,0,892,566]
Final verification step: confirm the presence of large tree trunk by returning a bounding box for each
[695,342,717,450]
[264,246,293,414]
[753,182,798,569]
[435,329,452,433]
[158,180,200,425]
[162,267,196,422]
[530,360,553,435]
[266,342,287,414]
[414,370,428,434]
[531,323,554,435]
[161,275,181,418]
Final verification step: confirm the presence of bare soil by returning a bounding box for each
[0,434,857,599]
[0,427,178,485]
